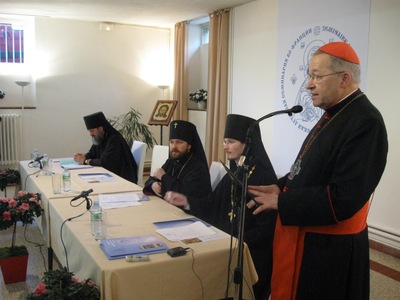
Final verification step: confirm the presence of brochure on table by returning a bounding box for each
[99,234,168,260]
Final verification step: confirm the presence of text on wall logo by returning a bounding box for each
[280,25,349,133]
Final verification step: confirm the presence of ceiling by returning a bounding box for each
[0,0,255,28]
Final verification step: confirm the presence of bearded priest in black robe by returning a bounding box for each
[143,120,211,201]
[164,114,277,300]
[74,111,138,183]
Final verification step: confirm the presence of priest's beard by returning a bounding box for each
[92,132,105,146]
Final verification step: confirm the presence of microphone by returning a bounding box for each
[71,189,93,201]
[237,105,303,167]
[287,105,303,115]
[30,155,44,163]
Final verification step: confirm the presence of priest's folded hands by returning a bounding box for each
[164,191,190,209]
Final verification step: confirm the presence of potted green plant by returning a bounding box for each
[0,168,21,197]
[27,267,100,299]
[0,190,43,284]
[189,88,208,109]
[108,108,157,149]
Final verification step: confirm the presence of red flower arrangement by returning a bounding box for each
[27,267,100,299]
[0,190,43,257]
[0,168,21,194]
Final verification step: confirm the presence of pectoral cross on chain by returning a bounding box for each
[174,122,178,128]
[288,159,301,180]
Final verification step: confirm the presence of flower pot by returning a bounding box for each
[198,101,207,109]
[0,254,28,284]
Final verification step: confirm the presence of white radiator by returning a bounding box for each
[0,114,21,165]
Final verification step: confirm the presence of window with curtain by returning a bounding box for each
[201,24,209,45]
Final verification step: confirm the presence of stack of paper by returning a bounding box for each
[156,221,223,242]
[99,192,148,209]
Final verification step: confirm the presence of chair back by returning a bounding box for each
[150,145,169,176]
[131,141,147,186]
[209,161,227,191]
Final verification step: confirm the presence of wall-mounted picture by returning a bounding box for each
[148,100,178,126]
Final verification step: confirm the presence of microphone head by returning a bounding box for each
[32,156,44,163]
[291,105,303,113]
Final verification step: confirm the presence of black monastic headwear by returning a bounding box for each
[224,114,273,171]
[83,111,118,134]
[169,120,208,167]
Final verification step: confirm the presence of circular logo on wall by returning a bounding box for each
[279,26,349,133]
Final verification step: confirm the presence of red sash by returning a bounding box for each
[271,200,370,300]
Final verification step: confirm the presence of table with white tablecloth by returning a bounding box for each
[20,159,258,299]
[19,159,142,268]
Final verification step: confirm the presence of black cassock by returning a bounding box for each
[190,156,277,300]
[86,131,138,183]
[274,90,388,300]
[143,152,212,200]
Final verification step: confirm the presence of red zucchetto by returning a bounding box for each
[318,42,360,64]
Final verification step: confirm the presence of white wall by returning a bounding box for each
[364,0,400,247]
[230,0,278,152]
[187,23,209,146]
[1,17,172,163]
[231,0,400,248]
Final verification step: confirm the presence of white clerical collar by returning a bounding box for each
[336,88,359,105]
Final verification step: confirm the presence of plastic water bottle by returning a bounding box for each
[31,149,39,167]
[90,200,104,240]
[62,169,71,192]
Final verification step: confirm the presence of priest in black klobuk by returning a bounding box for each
[74,111,138,183]
[143,120,211,201]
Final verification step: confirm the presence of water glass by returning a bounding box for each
[52,173,62,194]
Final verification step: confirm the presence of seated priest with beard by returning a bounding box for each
[162,114,278,300]
[73,111,138,183]
[143,120,212,202]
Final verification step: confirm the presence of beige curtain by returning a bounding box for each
[173,21,188,121]
[205,9,230,165]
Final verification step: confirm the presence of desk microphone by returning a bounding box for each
[30,156,44,163]
[71,189,94,201]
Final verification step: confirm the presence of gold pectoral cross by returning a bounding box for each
[228,210,236,222]
[248,165,256,178]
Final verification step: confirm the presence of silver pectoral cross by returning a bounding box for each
[288,159,301,180]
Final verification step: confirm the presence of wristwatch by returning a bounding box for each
[84,158,89,165]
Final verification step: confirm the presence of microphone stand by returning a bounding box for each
[84,194,92,210]
[233,164,249,300]
[36,160,44,177]
[231,105,303,299]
